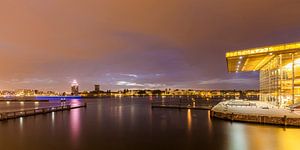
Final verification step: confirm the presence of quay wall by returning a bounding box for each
[210,110,300,127]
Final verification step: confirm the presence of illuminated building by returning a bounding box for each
[226,42,300,107]
[94,84,100,92]
[71,80,79,96]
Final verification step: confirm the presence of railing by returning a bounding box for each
[0,103,87,120]
[151,98,218,110]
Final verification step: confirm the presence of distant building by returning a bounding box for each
[95,84,100,92]
[15,89,35,96]
[71,80,79,96]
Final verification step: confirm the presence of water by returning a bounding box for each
[0,97,299,150]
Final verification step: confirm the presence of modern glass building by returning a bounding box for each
[226,42,300,107]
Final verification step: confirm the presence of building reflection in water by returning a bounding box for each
[51,112,55,127]
[70,99,82,107]
[35,102,39,109]
[227,123,248,150]
[276,128,300,150]
[19,117,23,132]
[130,105,135,126]
[149,96,153,101]
[225,123,300,150]
[118,105,123,126]
[20,101,24,107]
[207,111,212,134]
[70,109,80,147]
[187,109,192,133]
[162,96,165,105]
[96,103,102,124]
[149,105,153,126]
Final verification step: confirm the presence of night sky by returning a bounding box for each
[1,0,300,91]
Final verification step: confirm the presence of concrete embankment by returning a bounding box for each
[211,100,300,127]
[210,110,300,126]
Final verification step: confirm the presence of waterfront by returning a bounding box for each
[0,97,299,150]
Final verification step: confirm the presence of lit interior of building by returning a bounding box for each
[226,42,300,107]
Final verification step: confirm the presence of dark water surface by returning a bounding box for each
[0,97,299,150]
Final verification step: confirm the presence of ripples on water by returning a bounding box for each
[0,97,299,150]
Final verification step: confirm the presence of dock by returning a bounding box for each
[0,103,87,121]
[152,104,212,110]
[151,98,214,110]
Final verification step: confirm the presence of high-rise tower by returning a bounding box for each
[95,84,100,92]
[71,80,79,96]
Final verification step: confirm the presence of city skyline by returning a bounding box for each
[1,1,300,150]
[1,1,300,91]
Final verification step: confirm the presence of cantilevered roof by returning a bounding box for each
[226,42,300,72]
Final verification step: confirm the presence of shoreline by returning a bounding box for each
[211,100,300,127]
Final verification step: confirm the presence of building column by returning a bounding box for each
[259,70,262,101]
[268,64,271,103]
[292,53,295,105]
[279,54,283,107]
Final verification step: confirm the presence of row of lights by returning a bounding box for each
[236,53,273,73]
[5,101,39,105]
[236,56,243,73]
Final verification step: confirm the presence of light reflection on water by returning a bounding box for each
[227,123,247,150]
[276,129,300,150]
[70,99,82,107]
[187,109,192,133]
[225,121,300,150]
[51,112,55,127]
[207,111,212,135]
[117,105,123,127]
[0,97,298,150]
[19,117,23,132]
[130,104,135,126]
[70,108,80,147]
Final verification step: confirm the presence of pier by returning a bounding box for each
[152,104,212,110]
[0,103,87,121]
[211,100,300,127]
[151,98,215,110]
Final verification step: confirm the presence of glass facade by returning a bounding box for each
[260,52,300,107]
